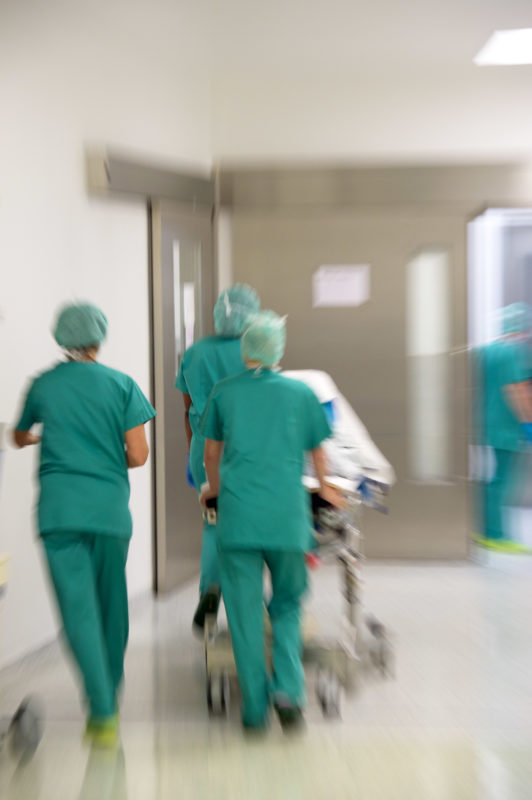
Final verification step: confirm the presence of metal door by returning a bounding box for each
[151,200,214,592]
[230,209,469,558]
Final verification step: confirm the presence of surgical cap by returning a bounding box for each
[213,284,260,337]
[242,310,286,367]
[53,303,108,348]
[501,302,532,335]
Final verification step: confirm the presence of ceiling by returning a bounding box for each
[3,0,532,163]
[6,0,532,75]
[207,0,532,74]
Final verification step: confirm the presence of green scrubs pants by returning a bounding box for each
[485,449,520,540]
[41,531,129,719]
[190,432,220,595]
[219,549,307,727]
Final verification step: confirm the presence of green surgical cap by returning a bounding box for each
[53,303,108,348]
[213,284,260,337]
[501,302,532,335]
[242,310,286,367]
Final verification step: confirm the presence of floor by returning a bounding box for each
[1,553,532,800]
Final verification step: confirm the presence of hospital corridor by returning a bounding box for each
[3,0,532,798]
[2,557,532,800]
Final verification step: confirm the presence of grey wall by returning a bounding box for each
[219,162,532,558]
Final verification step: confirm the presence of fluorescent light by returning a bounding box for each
[474,28,532,65]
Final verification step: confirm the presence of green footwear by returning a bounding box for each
[84,714,119,748]
[473,536,532,554]
[193,588,221,631]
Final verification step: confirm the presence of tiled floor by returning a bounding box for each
[1,554,532,799]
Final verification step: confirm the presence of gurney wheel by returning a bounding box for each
[367,625,394,678]
[370,638,394,678]
[366,616,394,678]
[9,696,44,759]
[207,672,230,716]
[316,670,343,718]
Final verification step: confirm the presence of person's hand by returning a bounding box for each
[200,484,218,509]
[319,483,347,509]
[12,430,41,448]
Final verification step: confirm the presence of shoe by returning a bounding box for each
[274,703,305,733]
[473,536,532,554]
[84,714,119,748]
[193,588,221,631]
[242,720,269,738]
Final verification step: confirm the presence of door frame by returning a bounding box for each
[86,149,215,591]
[150,200,215,593]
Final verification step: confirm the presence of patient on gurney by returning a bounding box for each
[282,369,395,488]
[281,370,395,565]
[282,369,395,492]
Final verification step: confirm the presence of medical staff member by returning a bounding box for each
[176,284,260,630]
[13,303,155,747]
[200,311,343,732]
[480,302,532,547]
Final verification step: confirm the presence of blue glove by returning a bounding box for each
[186,454,196,488]
[523,423,532,444]
[357,478,372,501]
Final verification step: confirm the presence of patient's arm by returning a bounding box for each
[310,447,346,508]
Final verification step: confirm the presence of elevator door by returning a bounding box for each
[231,209,469,558]
[151,200,214,592]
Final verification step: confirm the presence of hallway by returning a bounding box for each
[1,558,531,799]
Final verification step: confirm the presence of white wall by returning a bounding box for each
[0,0,212,667]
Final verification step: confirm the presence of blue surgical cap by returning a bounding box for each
[501,303,532,335]
[213,284,260,337]
[53,302,108,348]
[242,310,286,367]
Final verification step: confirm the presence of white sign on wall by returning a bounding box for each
[312,264,371,308]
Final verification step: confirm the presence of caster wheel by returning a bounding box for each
[369,635,394,678]
[9,696,44,759]
[207,672,230,716]
[316,670,343,718]
[377,640,394,678]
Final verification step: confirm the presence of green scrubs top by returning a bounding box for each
[483,338,532,452]
[175,336,245,485]
[15,361,156,537]
[176,336,245,437]
[200,369,332,552]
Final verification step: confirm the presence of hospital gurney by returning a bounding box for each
[202,371,395,718]
[203,477,393,718]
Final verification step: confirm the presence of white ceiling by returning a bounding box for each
[208,0,532,74]
[206,0,532,161]
[9,0,531,75]
[3,0,532,162]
